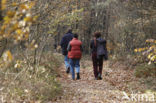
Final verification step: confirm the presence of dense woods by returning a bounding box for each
[0,0,155,102]
[1,0,155,64]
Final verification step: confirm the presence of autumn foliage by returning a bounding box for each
[135,39,156,64]
[0,0,37,66]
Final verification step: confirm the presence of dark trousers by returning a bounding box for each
[92,52,103,78]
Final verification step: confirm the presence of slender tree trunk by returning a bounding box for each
[105,9,109,40]
[0,1,2,21]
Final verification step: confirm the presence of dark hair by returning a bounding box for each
[94,32,101,38]
[74,33,78,38]
[67,28,72,33]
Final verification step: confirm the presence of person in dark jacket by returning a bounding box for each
[60,29,74,73]
[67,34,83,80]
[90,32,108,80]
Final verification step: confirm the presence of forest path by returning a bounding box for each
[52,59,133,103]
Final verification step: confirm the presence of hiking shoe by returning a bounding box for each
[66,67,70,74]
[98,73,102,80]
[72,78,75,80]
[76,73,80,80]
[94,77,98,80]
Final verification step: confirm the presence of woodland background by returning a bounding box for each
[0,0,155,102]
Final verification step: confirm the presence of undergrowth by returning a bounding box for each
[0,52,62,103]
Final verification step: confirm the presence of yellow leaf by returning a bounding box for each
[1,0,6,4]
[1,25,6,33]
[3,50,13,62]
[29,2,35,9]
[148,53,153,59]
[151,55,156,61]
[7,51,13,62]
[20,4,29,10]
[7,11,16,18]
[12,2,17,6]
[16,29,22,35]
[12,23,19,30]
[24,17,32,22]
[1,0,7,10]
[4,16,11,24]
[23,33,29,40]
[146,39,155,43]
[33,15,39,21]
[134,49,138,52]
[14,60,21,68]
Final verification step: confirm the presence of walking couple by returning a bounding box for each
[60,29,108,80]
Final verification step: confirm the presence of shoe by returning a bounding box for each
[76,73,80,80]
[66,67,70,74]
[98,73,102,80]
[72,78,75,80]
[94,77,98,80]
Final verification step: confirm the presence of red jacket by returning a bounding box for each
[68,38,82,59]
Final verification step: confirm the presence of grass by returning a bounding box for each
[134,63,156,78]
[0,52,63,103]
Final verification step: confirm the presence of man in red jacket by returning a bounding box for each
[67,34,83,80]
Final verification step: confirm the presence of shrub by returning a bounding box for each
[134,39,156,64]
[0,54,62,103]
[135,63,156,78]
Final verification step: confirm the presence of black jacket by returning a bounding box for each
[60,32,73,55]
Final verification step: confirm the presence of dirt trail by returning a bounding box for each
[52,60,130,103]
[50,54,156,103]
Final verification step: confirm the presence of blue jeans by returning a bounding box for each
[64,55,70,70]
[69,59,80,79]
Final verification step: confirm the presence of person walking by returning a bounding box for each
[67,34,83,80]
[60,29,73,73]
[90,32,108,80]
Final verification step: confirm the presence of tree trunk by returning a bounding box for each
[0,1,2,21]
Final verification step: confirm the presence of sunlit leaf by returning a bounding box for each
[1,0,7,10]
[2,50,13,62]
[24,17,32,22]
[16,29,22,35]
[29,2,35,9]
[7,11,16,18]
